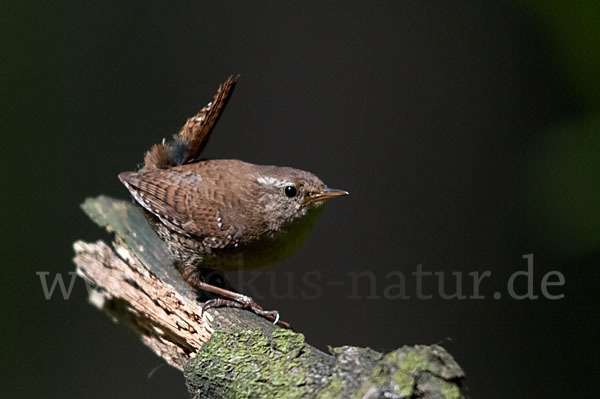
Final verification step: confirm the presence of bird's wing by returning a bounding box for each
[143,75,239,170]
[119,170,241,248]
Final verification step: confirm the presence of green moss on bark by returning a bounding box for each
[185,329,326,399]
[185,329,466,399]
[356,345,465,399]
[315,377,343,399]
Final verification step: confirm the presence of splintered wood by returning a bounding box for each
[73,196,277,370]
[74,240,211,370]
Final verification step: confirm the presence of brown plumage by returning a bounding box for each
[119,76,347,325]
[142,75,238,170]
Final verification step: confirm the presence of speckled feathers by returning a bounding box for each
[119,76,346,274]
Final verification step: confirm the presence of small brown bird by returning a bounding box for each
[119,76,347,327]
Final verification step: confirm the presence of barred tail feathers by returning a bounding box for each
[142,74,239,171]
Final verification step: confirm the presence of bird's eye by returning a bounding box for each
[284,185,297,198]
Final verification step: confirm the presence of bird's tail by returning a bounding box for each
[142,75,239,170]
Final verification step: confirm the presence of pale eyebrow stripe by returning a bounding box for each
[256,176,289,187]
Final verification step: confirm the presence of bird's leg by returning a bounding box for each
[194,280,291,329]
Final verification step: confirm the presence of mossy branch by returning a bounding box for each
[73,196,467,398]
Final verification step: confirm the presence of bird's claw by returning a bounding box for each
[201,297,291,329]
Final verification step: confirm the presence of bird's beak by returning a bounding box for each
[304,187,349,204]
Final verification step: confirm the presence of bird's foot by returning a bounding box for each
[202,297,291,329]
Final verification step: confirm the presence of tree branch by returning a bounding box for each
[73,196,467,398]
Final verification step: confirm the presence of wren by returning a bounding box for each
[118,76,348,328]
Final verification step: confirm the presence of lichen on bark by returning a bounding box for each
[184,328,466,399]
[185,329,326,398]
[355,345,465,399]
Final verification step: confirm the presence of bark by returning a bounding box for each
[73,196,467,398]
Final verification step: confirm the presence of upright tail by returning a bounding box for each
[142,75,239,170]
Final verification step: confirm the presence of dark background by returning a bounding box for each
[3,1,599,398]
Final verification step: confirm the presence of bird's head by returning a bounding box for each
[251,165,348,232]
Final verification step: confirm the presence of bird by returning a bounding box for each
[118,75,348,327]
